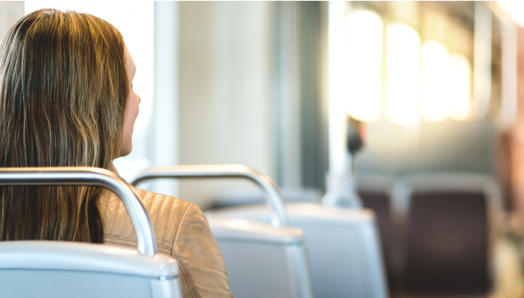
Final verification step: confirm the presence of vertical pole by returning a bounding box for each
[322,1,361,208]
[472,2,492,119]
[152,2,179,197]
[274,2,302,190]
[500,7,518,129]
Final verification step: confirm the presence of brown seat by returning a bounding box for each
[395,174,502,296]
[358,175,395,294]
[360,190,396,295]
[360,191,392,256]
[404,191,490,295]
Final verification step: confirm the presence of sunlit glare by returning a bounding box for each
[328,1,349,175]
[385,23,420,127]
[448,54,472,120]
[421,40,450,122]
[500,1,524,27]
[345,10,383,122]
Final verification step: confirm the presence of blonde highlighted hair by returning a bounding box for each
[0,9,129,242]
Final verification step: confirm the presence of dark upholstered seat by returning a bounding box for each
[360,190,395,294]
[403,191,490,295]
[393,174,502,297]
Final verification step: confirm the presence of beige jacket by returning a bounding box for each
[98,187,233,298]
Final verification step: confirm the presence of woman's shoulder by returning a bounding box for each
[99,187,197,253]
[100,187,232,298]
[132,187,194,223]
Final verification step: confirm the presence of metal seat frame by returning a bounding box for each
[0,167,183,298]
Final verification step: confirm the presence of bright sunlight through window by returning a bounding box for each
[420,40,450,122]
[448,54,472,120]
[345,10,383,122]
[384,23,420,127]
[500,0,524,27]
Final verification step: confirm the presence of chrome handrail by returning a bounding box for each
[131,164,289,228]
[0,167,157,256]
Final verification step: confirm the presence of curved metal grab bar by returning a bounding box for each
[131,164,289,228]
[0,167,157,256]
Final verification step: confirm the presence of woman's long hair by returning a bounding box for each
[0,9,129,242]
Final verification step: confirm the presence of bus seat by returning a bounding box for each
[357,175,394,253]
[207,203,388,298]
[210,188,322,209]
[208,217,313,298]
[0,167,182,298]
[392,174,503,296]
[357,175,395,293]
[132,165,315,298]
[0,241,181,298]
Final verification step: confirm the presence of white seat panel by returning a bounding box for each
[208,203,388,298]
[0,241,182,298]
[208,217,314,298]
[0,241,179,278]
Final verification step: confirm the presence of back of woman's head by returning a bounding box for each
[0,9,129,242]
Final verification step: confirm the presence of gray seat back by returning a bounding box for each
[0,167,182,298]
[209,175,392,298]
[132,165,315,298]
[209,217,313,298]
[207,203,388,298]
[0,242,181,298]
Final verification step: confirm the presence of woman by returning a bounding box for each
[0,9,232,298]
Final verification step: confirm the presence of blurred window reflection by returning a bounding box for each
[344,6,476,126]
[502,0,524,27]
[345,10,383,122]
[384,23,420,127]
[448,54,472,120]
[421,40,450,122]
